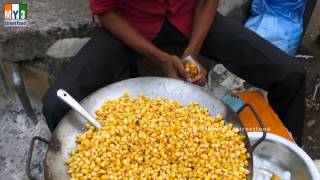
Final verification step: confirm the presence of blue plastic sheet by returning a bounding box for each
[245,0,307,55]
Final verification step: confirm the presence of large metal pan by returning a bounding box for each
[26,77,266,180]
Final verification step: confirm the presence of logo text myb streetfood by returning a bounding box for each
[4,3,27,27]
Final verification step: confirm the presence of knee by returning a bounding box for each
[273,60,306,93]
[42,93,57,132]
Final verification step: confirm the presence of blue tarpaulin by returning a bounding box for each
[245,0,308,55]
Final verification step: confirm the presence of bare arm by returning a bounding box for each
[98,11,189,80]
[99,12,167,62]
[182,0,219,86]
[183,0,219,58]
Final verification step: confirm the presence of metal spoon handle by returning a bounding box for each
[57,89,102,129]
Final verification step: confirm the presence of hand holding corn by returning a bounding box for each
[67,93,250,179]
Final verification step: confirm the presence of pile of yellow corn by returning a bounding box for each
[183,61,199,79]
[67,93,250,179]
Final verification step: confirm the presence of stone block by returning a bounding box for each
[46,38,90,58]
[45,56,72,85]
[0,0,93,62]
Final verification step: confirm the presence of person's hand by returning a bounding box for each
[191,62,207,86]
[158,54,191,81]
[181,51,207,86]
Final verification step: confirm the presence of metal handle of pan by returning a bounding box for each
[236,103,267,151]
[26,136,49,180]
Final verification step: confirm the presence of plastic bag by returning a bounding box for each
[245,0,307,55]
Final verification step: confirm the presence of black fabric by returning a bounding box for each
[42,13,305,145]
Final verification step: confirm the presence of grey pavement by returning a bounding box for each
[0,97,50,180]
[0,0,319,179]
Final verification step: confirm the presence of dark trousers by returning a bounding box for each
[42,13,306,144]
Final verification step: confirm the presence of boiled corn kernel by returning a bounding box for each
[67,93,250,179]
[183,60,199,79]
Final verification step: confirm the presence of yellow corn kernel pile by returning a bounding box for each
[183,61,199,79]
[67,93,250,179]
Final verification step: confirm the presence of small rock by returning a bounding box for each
[306,119,316,128]
[308,136,313,141]
[306,100,313,109]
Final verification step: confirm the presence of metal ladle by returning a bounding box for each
[57,89,102,129]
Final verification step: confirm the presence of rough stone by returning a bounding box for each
[0,0,93,62]
[45,57,72,85]
[307,119,317,128]
[46,38,90,58]
[0,98,51,180]
[1,1,320,179]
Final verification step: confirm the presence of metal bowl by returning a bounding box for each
[248,132,320,180]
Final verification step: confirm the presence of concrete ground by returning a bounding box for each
[300,0,320,159]
[0,1,320,179]
[0,97,50,180]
